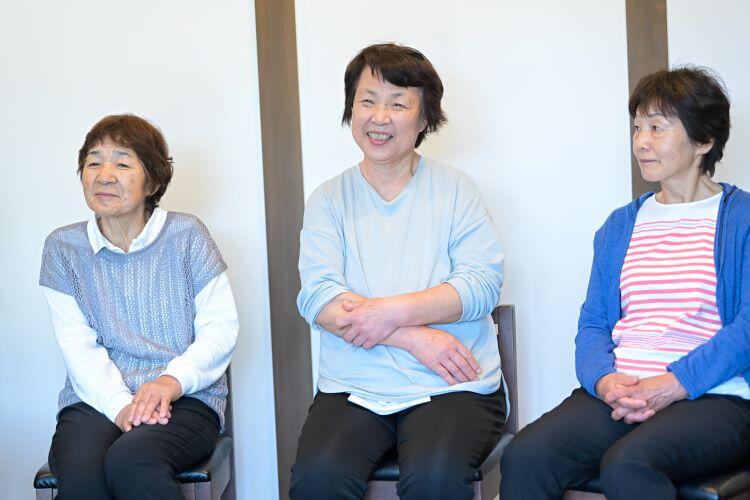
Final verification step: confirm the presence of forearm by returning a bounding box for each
[162,273,239,395]
[315,291,368,335]
[43,286,133,421]
[388,283,463,326]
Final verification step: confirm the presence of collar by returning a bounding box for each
[86,207,168,254]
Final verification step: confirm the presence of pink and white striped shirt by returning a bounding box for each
[613,193,749,398]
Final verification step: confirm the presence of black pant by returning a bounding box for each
[49,397,220,500]
[500,388,750,500]
[290,389,506,500]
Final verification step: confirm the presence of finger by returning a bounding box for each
[613,396,648,410]
[454,343,482,374]
[432,363,459,385]
[134,394,159,426]
[624,409,655,424]
[159,392,171,419]
[351,334,367,347]
[449,351,479,381]
[343,328,357,343]
[362,338,377,349]
[442,358,470,383]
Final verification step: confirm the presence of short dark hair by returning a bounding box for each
[342,43,447,148]
[78,114,174,213]
[629,66,730,176]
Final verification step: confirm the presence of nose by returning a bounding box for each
[96,162,118,184]
[372,104,391,125]
[633,128,651,151]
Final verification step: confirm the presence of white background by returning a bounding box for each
[667,0,750,190]
[0,1,278,498]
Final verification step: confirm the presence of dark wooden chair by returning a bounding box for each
[33,368,237,500]
[364,305,518,500]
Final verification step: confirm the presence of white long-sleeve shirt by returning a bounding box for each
[42,208,239,422]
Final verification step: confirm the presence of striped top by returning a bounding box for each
[613,193,749,398]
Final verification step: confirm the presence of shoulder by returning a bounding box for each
[43,221,88,251]
[421,157,475,186]
[163,212,217,244]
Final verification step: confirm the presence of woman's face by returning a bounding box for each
[81,137,149,220]
[351,68,426,168]
[632,108,713,185]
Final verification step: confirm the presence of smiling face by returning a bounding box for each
[632,108,714,186]
[81,137,149,221]
[350,68,427,169]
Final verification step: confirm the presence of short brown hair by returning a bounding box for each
[342,43,447,148]
[78,114,174,213]
[629,66,730,176]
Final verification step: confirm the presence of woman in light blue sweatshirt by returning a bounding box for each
[501,67,750,499]
[290,43,506,500]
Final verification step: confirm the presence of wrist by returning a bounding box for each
[158,374,183,399]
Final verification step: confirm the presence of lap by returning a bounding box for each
[396,389,506,470]
[603,394,750,481]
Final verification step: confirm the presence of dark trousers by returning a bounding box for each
[49,397,220,500]
[290,389,506,500]
[500,388,750,500]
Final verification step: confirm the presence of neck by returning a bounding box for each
[657,174,722,204]
[98,207,149,252]
[360,152,419,201]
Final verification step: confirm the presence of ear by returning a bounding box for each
[697,139,714,156]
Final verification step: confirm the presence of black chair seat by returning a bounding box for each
[572,464,750,500]
[368,432,513,482]
[34,436,233,489]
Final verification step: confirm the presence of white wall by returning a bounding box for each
[0,1,278,498]
[667,0,750,190]
[295,0,632,425]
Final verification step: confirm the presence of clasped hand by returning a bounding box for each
[114,375,182,432]
[336,298,401,349]
[596,372,688,424]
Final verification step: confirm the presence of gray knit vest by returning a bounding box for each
[40,212,228,429]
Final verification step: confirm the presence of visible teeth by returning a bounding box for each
[368,132,391,140]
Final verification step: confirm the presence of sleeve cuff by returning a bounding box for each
[162,360,193,396]
[102,392,133,423]
[586,367,616,398]
[309,285,350,330]
[667,364,701,400]
[444,278,470,322]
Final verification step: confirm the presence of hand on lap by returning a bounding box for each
[129,375,183,427]
[115,402,171,432]
[597,372,687,423]
[406,326,482,385]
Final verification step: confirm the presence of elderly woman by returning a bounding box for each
[291,43,506,499]
[501,67,750,499]
[40,114,238,499]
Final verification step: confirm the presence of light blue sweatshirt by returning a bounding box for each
[297,157,504,401]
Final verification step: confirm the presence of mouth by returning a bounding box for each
[367,131,393,145]
[95,193,118,198]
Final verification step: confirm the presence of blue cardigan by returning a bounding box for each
[575,183,750,399]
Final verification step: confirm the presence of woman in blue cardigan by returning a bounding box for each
[501,67,750,499]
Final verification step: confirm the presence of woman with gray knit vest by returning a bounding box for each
[39,114,239,499]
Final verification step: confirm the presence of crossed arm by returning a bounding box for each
[315,285,483,385]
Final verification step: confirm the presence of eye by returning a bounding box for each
[360,99,374,105]
[117,163,131,169]
[86,161,100,168]
[633,125,640,132]
[392,103,406,109]
[651,125,661,131]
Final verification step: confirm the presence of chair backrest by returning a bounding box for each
[492,305,518,434]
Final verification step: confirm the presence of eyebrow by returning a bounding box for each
[361,89,407,98]
[87,149,134,158]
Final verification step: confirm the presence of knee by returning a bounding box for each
[103,438,167,489]
[290,452,367,499]
[501,429,553,479]
[599,444,652,486]
[399,453,473,499]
